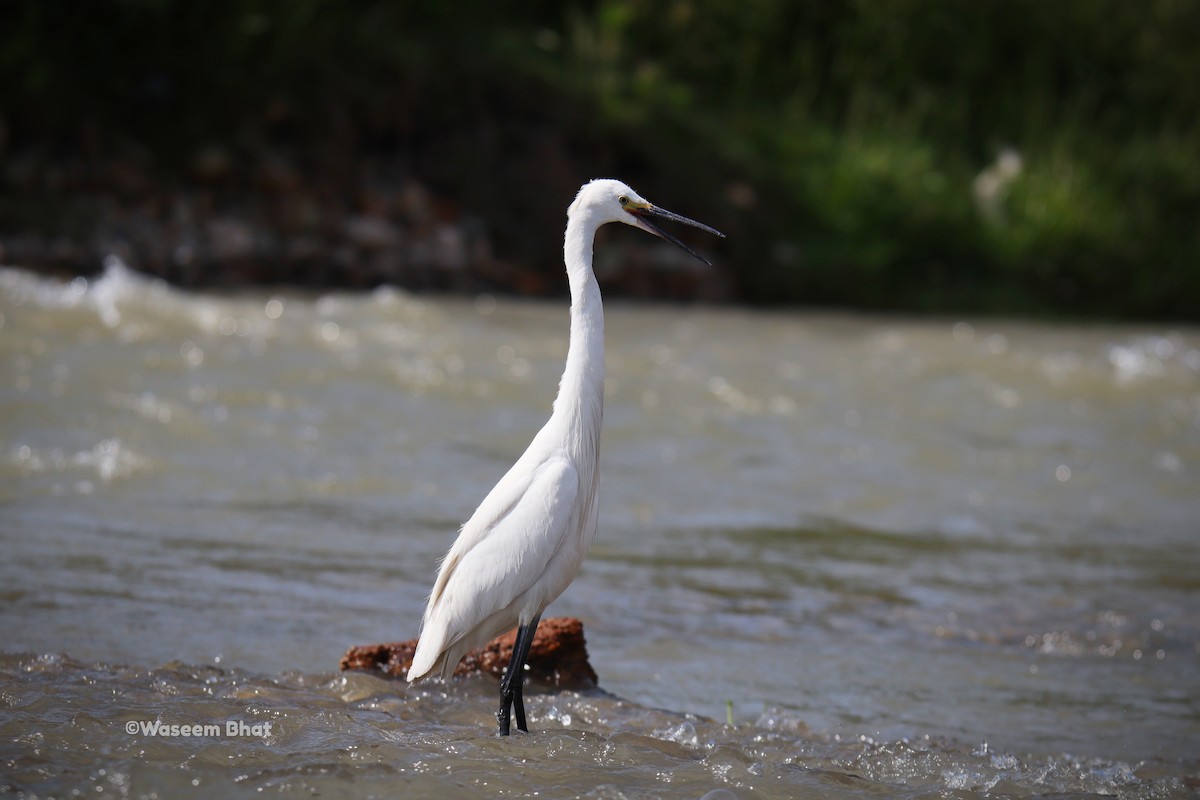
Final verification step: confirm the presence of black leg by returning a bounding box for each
[512,664,527,733]
[496,615,541,736]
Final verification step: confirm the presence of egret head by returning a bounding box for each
[571,179,725,265]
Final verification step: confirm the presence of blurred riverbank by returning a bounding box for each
[0,153,730,301]
[3,1,1198,318]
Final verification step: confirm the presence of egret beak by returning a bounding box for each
[627,204,725,266]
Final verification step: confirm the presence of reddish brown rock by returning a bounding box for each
[339,616,598,690]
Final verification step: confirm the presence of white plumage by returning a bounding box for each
[408,179,722,734]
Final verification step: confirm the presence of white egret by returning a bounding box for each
[407,179,723,735]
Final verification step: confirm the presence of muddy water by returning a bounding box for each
[1,262,1197,798]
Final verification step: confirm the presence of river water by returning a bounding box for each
[1,261,1197,798]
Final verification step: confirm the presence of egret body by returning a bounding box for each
[408,179,723,735]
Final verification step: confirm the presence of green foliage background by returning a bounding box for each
[3,0,1198,318]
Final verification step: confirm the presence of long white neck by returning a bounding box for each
[552,210,605,458]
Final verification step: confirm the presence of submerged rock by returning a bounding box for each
[340,616,598,690]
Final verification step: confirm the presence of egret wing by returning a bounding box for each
[409,456,580,679]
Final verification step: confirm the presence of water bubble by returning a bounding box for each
[984,334,1009,354]
[649,344,671,365]
[180,341,205,367]
[1055,465,1071,482]
[767,395,796,415]
[991,753,1019,770]
[952,322,975,343]
[654,721,698,747]
[264,297,284,320]
[474,294,497,315]
[543,705,573,727]
[698,791,738,800]
[986,384,1020,408]
[1151,336,1176,360]
[1153,452,1182,472]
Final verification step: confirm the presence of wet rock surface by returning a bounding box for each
[340,616,598,690]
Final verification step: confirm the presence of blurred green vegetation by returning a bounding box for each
[2,0,1198,318]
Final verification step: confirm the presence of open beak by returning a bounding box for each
[627,205,725,266]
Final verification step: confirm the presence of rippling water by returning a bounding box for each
[1,262,1197,798]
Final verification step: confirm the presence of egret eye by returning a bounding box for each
[618,195,629,205]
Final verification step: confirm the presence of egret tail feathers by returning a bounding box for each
[408,634,453,684]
